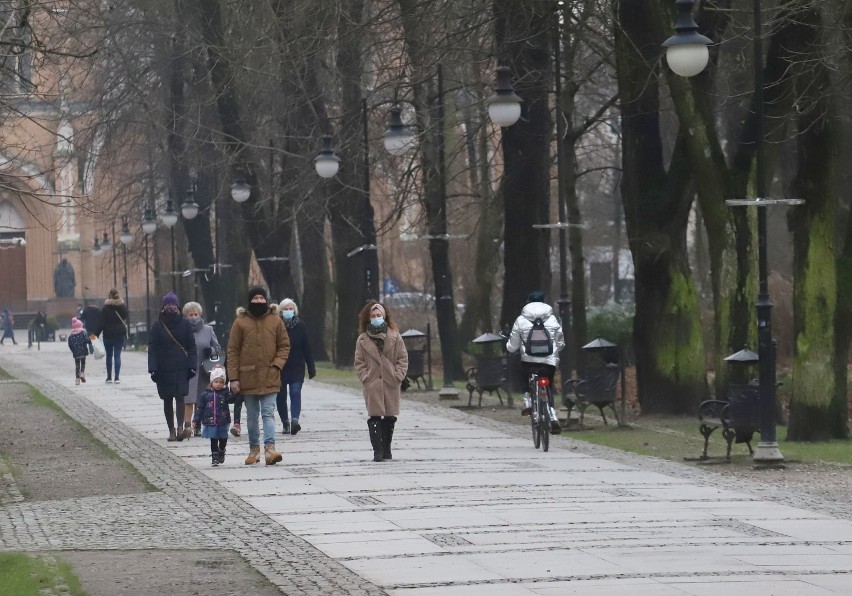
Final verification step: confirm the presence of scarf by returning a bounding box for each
[160,303,181,325]
[284,315,299,330]
[366,322,388,354]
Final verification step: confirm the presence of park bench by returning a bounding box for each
[464,355,507,407]
[563,364,621,426]
[697,383,760,460]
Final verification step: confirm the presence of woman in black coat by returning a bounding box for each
[100,289,129,383]
[276,298,316,435]
[148,292,197,441]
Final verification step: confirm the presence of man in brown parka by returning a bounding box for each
[227,286,290,465]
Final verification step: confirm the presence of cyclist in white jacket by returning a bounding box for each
[506,291,565,433]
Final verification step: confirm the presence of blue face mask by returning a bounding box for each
[370,317,385,328]
[282,310,295,320]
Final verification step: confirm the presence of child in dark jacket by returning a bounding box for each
[68,317,93,385]
[193,367,232,466]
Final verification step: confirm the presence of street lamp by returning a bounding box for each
[230,176,251,203]
[142,207,156,333]
[487,66,523,128]
[314,135,340,179]
[162,199,178,290]
[181,184,200,220]
[664,0,802,463]
[119,217,133,329]
[662,0,712,78]
[382,105,416,156]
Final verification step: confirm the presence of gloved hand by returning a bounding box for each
[203,347,212,359]
[150,372,158,383]
[187,369,197,380]
[308,370,316,380]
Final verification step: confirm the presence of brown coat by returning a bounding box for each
[227,306,290,395]
[353,329,408,416]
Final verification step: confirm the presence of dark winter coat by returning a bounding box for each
[67,331,92,359]
[101,298,129,341]
[80,306,103,337]
[193,388,233,427]
[281,318,315,384]
[148,315,197,399]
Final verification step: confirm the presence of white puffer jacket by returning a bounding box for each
[505,302,565,367]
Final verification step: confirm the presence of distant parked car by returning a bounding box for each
[381,292,435,310]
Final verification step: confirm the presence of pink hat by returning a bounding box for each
[71,317,84,332]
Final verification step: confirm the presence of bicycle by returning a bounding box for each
[525,371,554,452]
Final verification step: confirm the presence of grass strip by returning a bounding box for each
[0,552,85,596]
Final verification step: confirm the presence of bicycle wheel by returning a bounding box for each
[539,398,550,453]
[531,400,541,449]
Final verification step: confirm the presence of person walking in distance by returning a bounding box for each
[183,301,221,439]
[68,317,93,385]
[1,308,17,345]
[354,302,408,462]
[193,367,232,466]
[226,287,290,465]
[148,292,197,442]
[276,298,316,436]
[100,289,129,383]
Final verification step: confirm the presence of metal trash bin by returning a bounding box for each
[401,328,431,390]
[465,332,511,407]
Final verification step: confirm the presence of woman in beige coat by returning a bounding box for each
[354,302,408,462]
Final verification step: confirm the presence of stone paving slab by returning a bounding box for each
[3,342,852,594]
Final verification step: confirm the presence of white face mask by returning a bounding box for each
[370,317,385,327]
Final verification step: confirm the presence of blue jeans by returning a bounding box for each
[276,382,303,422]
[244,393,277,447]
[104,338,124,379]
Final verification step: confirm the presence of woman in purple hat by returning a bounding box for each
[148,292,197,441]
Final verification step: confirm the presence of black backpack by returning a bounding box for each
[525,317,553,356]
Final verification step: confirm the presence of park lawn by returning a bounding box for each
[574,415,852,466]
[0,366,11,380]
[0,553,85,596]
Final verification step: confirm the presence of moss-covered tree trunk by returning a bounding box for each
[787,5,843,441]
[616,0,707,414]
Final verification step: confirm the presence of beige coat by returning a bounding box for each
[354,329,408,416]
[227,306,290,395]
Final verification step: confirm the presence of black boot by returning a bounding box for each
[218,449,226,464]
[381,417,396,460]
[211,451,219,466]
[367,417,383,462]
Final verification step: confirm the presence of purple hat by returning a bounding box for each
[162,292,179,307]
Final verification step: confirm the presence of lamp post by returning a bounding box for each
[161,199,178,290]
[99,230,114,288]
[119,218,133,330]
[142,207,157,334]
[664,0,802,463]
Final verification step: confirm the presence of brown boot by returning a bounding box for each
[244,445,261,465]
[265,443,282,465]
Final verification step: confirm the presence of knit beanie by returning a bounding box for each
[71,317,84,332]
[162,292,179,307]
[247,286,268,303]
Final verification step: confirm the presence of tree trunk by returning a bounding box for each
[616,0,707,413]
[328,0,377,367]
[494,0,553,328]
[787,5,842,441]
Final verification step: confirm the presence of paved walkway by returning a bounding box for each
[2,340,852,595]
